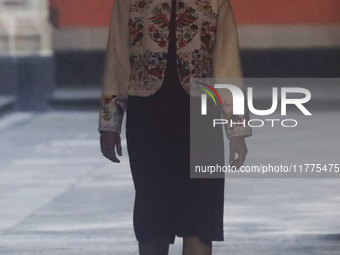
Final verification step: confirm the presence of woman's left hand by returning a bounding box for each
[229,137,248,170]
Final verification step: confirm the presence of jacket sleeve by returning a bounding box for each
[99,0,130,134]
[212,0,252,139]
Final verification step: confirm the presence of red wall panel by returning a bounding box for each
[51,0,114,27]
[231,0,340,25]
[51,0,340,27]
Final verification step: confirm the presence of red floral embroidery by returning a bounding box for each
[201,21,216,53]
[175,1,199,48]
[130,0,153,13]
[147,3,171,48]
[159,40,167,47]
[130,51,168,91]
[130,17,145,47]
[178,40,186,48]
[138,1,147,8]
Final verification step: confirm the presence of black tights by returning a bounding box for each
[195,238,212,247]
[138,236,212,255]
[138,237,170,255]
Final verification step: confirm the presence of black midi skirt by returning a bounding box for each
[126,74,225,244]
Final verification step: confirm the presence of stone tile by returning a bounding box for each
[0,111,339,254]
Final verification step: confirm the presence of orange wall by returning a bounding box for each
[50,0,114,27]
[51,0,340,27]
[232,0,340,25]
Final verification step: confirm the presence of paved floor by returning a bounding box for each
[0,111,339,254]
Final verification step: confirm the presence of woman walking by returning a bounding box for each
[99,0,252,254]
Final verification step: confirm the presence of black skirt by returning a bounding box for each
[125,0,225,244]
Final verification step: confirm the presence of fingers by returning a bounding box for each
[231,157,241,170]
[100,132,122,163]
[230,153,245,170]
[116,136,122,157]
[102,149,120,163]
[101,146,118,162]
[108,139,122,162]
[229,137,248,170]
[231,149,247,169]
[108,155,121,163]
[229,148,236,166]
[238,149,247,166]
[231,155,244,170]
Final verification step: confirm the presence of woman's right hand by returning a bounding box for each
[100,131,122,163]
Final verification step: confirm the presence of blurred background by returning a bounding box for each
[0,0,339,254]
[0,0,339,113]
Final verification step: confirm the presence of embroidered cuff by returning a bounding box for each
[226,104,253,139]
[226,114,253,139]
[98,94,126,134]
[221,99,253,139]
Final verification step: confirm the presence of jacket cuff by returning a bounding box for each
[99,94,126,134]
[98,123,122,133]
[226,115,253,139]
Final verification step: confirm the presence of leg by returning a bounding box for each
[139,237,171,255]
[182,237,212,255]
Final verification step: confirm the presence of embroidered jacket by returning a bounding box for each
[99,0,252,138]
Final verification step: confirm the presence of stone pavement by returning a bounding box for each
[0,111,339,254]
[0,96,15,117]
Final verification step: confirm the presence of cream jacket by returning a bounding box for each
[99,0,252,138]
